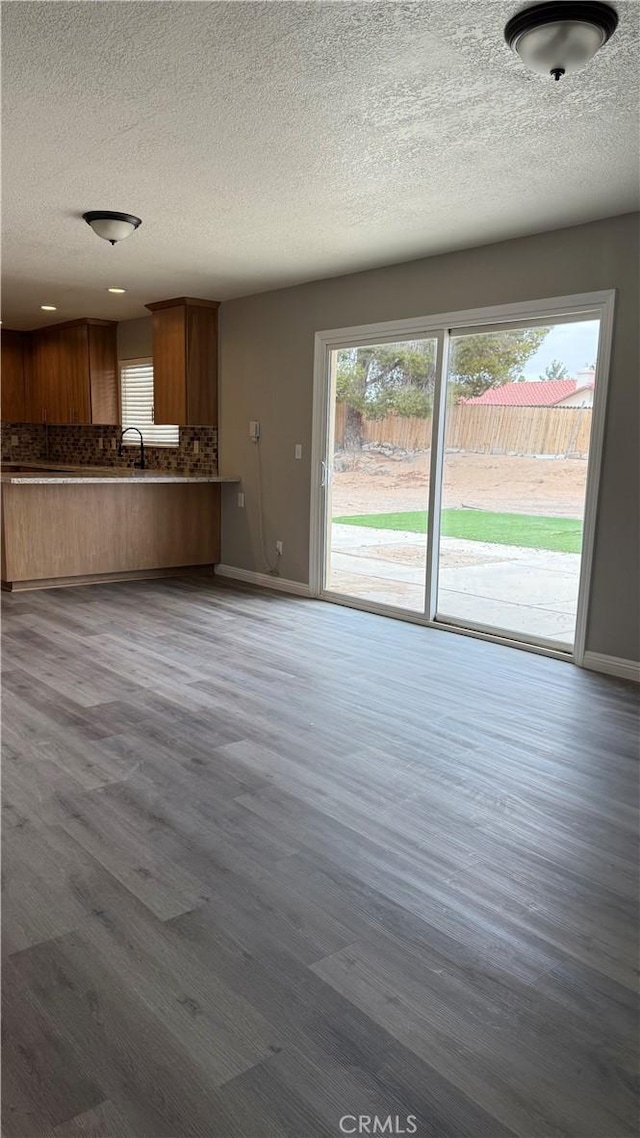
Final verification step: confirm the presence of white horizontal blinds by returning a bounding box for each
[119,358,179,446]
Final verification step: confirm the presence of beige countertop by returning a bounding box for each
[1,461,239,485]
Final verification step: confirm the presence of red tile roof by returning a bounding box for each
[461,379,593,407]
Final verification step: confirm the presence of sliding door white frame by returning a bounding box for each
[309,289,616,665]
[572,291,615,664]
[424,330,448,621]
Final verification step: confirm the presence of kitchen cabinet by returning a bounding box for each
[146,297,218,425]
[26,319,119,424]
[1,330,26,421]
[28,325,85,423]
[2,477,222,590]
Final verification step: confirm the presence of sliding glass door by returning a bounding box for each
[315,293,611,659]
[325,336,439,613]
[435,318,601,648]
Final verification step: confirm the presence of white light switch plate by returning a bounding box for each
[294,444,302,459]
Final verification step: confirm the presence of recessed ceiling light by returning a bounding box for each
[107,287,127,294]
[41,305,57,311]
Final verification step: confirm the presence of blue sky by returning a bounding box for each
[523,320,600,382]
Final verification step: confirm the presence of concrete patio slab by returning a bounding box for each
[327,525,579,645]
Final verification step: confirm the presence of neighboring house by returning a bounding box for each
[553,370,596,407]
[461,372,595,408]
[553,385,594,408]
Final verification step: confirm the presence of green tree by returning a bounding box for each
[541,358,569,380]
[336,328,549,446]
[336,340,436,448]
[449,328,549,401]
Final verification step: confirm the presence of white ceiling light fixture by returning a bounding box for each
[505,2,619,81]
[107,287,127,294]
[83,211,142,246]
[41,304,57,311]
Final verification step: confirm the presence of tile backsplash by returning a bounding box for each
[1,423,218,475]
[0,422,46,463]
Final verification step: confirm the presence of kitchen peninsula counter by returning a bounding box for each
[1,462,238,590]
[1,460,237,484]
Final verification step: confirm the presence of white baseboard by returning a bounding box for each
[582,651,640,683]
[215,564,312,597]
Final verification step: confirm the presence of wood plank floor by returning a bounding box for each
[2,577,638,1138]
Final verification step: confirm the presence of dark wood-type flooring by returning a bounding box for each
[2,578,638,1138]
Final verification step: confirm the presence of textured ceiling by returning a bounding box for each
[2,0,639,329]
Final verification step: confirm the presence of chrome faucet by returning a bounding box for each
[117,427,145,469]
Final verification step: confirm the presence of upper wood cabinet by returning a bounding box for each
[146,297,219,425]
[26,319,119,425]
[1,330,27,421]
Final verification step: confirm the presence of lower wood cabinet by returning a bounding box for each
[1,481,220,589]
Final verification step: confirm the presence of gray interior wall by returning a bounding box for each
[117,316,152,360]
[220,212,639,663]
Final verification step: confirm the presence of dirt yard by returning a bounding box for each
[331,451,588,518]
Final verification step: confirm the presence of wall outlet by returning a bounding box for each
[237,491,245,508]
[11,435,18,447]
[193,439,200,454]
[249,420,260,441]
[294,444,302,460]
[97,437,104,450]
[110,438,117,450]
[275,540,283,556]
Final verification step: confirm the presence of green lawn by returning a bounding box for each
[333,509,583,553]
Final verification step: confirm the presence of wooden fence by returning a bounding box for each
[334,403,592,458]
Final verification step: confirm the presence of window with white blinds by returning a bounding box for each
[119,358,179,447]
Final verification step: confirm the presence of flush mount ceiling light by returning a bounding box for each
[82,211,142,246]
[41,304,57,311]
[107,287,127,294]
[505,2,619,81]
